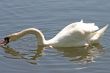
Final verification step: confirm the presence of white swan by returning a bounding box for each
[2,20,108,47]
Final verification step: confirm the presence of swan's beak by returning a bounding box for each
[0,37,10,46]
[4,37,10,45]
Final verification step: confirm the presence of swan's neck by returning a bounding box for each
[13,28,46,46]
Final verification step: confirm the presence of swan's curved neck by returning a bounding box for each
[15,28,46,46]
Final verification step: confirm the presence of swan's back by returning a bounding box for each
[61,20,99,33]
[47,20,101,47]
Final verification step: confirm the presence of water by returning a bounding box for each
[0,0,110,73]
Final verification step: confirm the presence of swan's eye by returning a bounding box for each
[4,37,10,45]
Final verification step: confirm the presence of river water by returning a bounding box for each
[0,0,110,73]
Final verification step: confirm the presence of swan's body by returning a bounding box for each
[4,20,108,47]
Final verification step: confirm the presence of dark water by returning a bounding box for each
[0,0,110,73]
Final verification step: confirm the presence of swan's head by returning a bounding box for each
[3,33,18,45]
[3,37,10,45]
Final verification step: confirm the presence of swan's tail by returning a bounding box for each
[90,24,109,43]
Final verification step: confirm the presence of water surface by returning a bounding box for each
[0,0,110,73]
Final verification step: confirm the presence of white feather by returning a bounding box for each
[6,20,108,47]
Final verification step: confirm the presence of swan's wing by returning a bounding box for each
[79,23,99,33]
[61,20,99,33]
[55,21,99,37]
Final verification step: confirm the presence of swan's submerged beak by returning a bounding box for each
[0,37,10,46]
[4,37,10,45]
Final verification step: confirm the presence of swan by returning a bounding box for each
[1,20,108,47]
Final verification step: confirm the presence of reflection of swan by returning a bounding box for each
[2,20,108,47]
[1,45,44,64]
[1,46,23,59]
[55,43,104,63]
[1,43,104,64]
